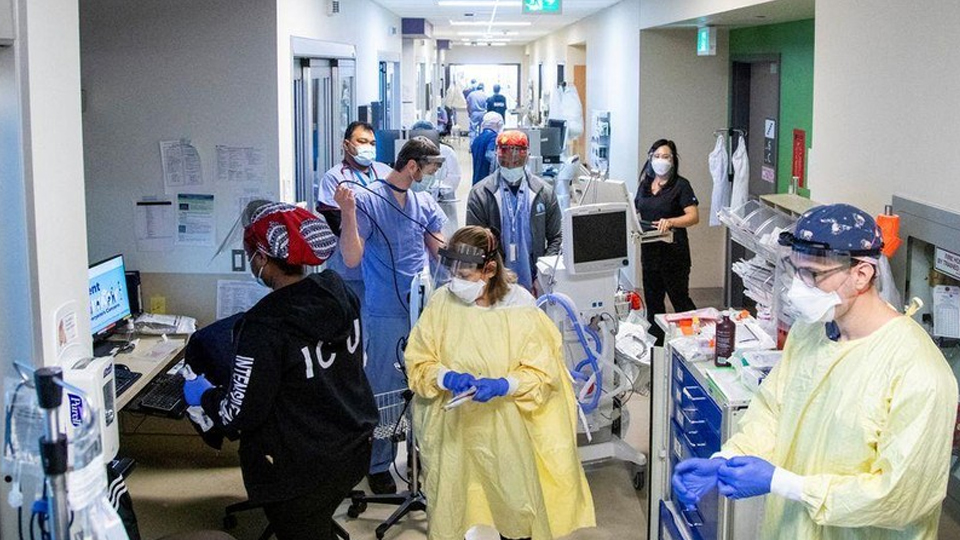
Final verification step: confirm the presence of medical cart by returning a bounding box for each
[649,331,765,540]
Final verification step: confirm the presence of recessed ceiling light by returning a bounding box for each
[449,20,532,26]
[438,1,522,6]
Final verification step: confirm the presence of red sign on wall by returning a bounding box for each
[792,129,806,187]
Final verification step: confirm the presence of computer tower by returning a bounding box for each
[125,270,142,316]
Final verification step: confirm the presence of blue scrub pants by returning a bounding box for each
[363,312,411,474]
[343,279,365,306]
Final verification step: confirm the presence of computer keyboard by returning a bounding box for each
[113,364,142,397]
[138,373,187,415]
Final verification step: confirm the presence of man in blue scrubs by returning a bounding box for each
[335,137,446,494]
[315,121,393,301]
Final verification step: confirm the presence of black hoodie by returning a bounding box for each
[201,270,378,503]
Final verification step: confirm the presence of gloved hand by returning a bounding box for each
[672,458,725,508]
[442,371,477,394]
[717,456,775,499]
[472,378,509,403]
[183,374,214,406]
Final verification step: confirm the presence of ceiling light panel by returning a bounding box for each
[449,20,532,26]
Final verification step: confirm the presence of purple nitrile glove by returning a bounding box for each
[472,377,509,402]
[672,458,725,508]
[183,374,214,406]
[717,456,775,499]
[442,371,477,394]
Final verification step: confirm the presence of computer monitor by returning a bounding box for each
[539,126,563,164]
[89,254,132,340]
[562,203,630,275]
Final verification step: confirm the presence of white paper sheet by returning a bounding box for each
[135,200,174,252]
[175,193,216,246]
[160,139,203,192]
[216,145,265,184]
[216,280,268,319]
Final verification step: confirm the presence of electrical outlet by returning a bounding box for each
[232,249,246,272]
[149,295,166,314]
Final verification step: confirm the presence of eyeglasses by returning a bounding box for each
[651,153,673,160]
[785,258,850,287]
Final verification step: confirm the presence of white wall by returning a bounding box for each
[810,0,960,215]
[400,37,439,126]
[639,0,776,28]
[2,0,88,535]
[81,0,278,275]
[527,0,641,196]
[278,0,401,187]
[639,28,729,288]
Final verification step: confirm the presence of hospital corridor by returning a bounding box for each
[4,1,960,540]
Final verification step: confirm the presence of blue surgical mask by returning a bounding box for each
[249,253,270,289]
[353,145,376,167]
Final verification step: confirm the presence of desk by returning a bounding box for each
[113,334,187,410]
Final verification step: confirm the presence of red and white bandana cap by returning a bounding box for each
[242,201,336,266]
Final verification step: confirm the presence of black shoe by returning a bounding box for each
[367,471,397,495]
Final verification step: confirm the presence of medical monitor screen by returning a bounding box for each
[89,255,131,337]
[571,211,628,265]
[539,126,563,163]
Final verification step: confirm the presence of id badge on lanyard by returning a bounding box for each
[504,185,523,263]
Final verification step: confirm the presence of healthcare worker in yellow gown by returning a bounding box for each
[672,203,957,540]
[405,225,595,540]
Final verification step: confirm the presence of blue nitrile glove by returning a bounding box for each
[183,374,214,406]
[717,456,775,499]
[472,378,510,403]
[442,371,477,394]
[672,458,726,508]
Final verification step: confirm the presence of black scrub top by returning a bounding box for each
[634,175,699,248]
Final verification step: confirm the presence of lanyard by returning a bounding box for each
[501,181,526,239]
[344,165,375,187]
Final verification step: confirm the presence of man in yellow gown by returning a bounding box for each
[405,226,595,540]
[673,203,957,539]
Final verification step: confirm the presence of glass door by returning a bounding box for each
[294,58,333,212]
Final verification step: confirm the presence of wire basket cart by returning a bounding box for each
[347,388,425,539]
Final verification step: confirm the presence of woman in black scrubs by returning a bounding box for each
[634,139,700,344]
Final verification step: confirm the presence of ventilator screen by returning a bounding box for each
[571,211,628,264]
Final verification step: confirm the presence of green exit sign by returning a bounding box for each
[697,26,716,56]
[523,0,562,15]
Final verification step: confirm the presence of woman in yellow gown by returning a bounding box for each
[405,226,595,540]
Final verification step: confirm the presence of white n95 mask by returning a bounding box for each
[449,278,486,304]
[500,166,524,186]
[785,276,842,323]
[651,158,672,177]
[354,145,376,166]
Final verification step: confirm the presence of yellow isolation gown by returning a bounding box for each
[723,316,958,539]
[405,287,596,540]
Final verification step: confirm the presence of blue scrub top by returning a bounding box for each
[356,181,446,317]
[316,161,393,281]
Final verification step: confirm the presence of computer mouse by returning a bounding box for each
[115,363,130,373]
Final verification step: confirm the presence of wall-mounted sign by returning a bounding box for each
[935,247,960,282]
[697,26,717,56]
[792,129,806,187]
[523,0,561,15]
[763,118,777,168]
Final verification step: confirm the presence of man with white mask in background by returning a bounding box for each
[671,203,957,540]
[315,121,393,301]
[466,130,561,294]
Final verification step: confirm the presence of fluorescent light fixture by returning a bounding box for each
[450,20,532,26]
[457,31,519,36]
[439,1,522,6]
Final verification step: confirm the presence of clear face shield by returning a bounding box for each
[433,242,490,289]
